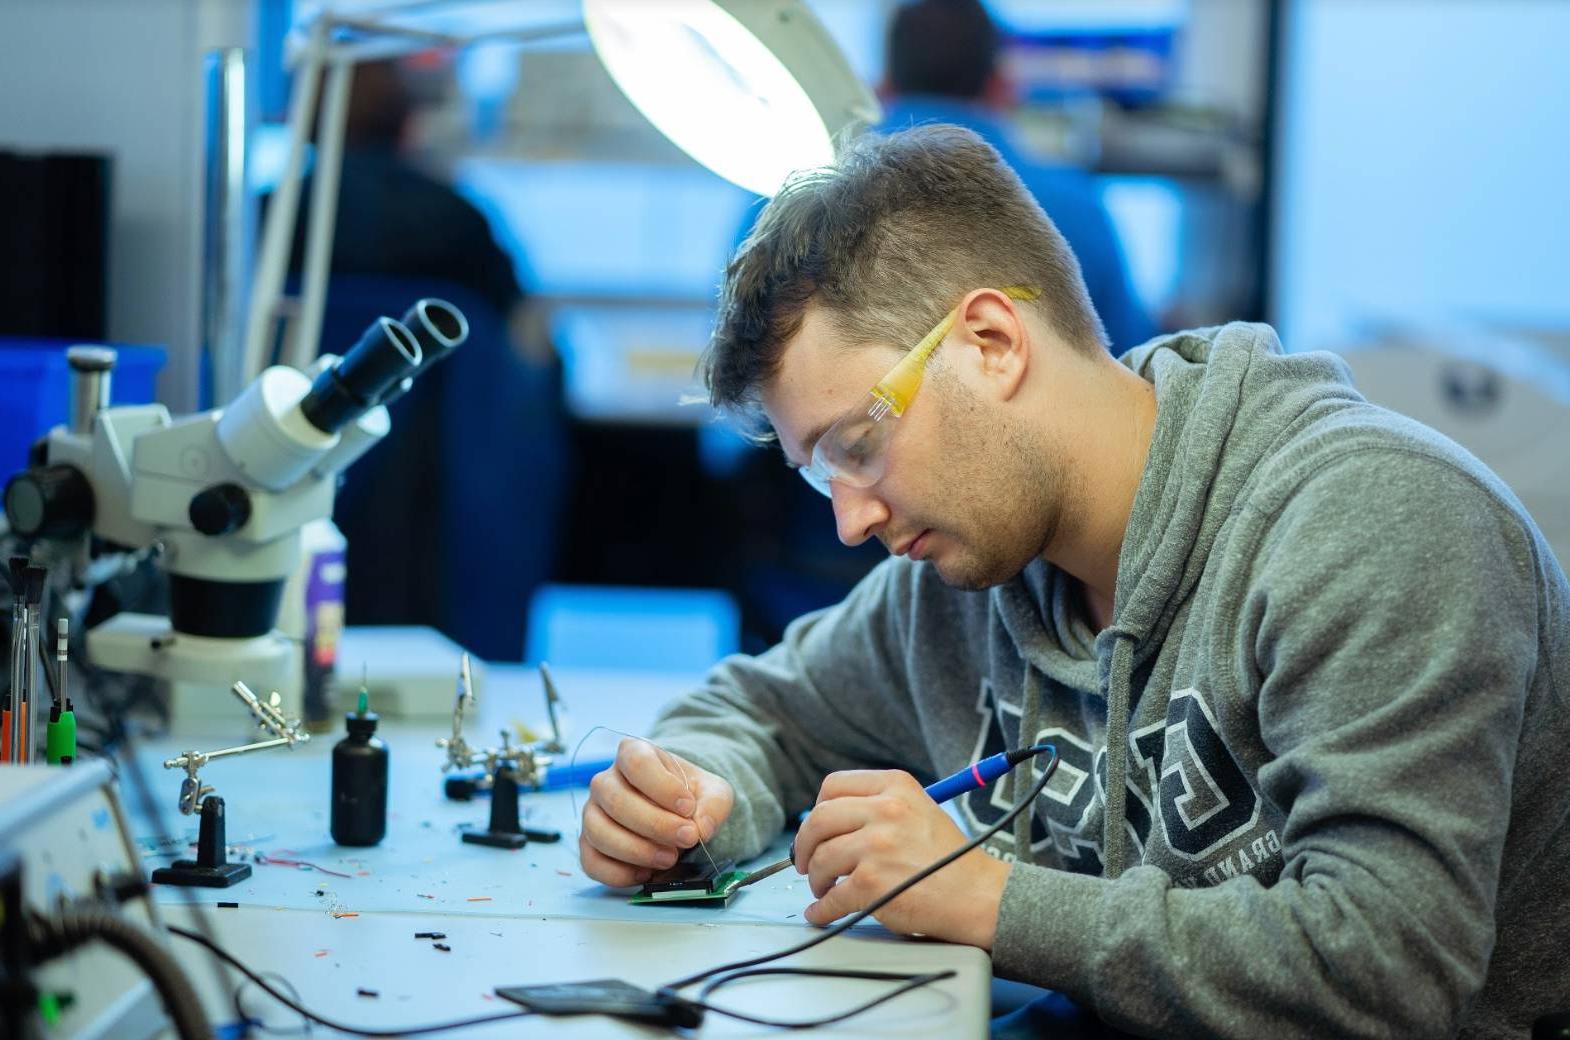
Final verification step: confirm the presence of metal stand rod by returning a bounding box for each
[150,796,252,888]
[461,764,530,849]
[240,18,327,382]
[163,736,293,772]
[287,53,353,371]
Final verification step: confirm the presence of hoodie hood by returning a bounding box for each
[994,322,1365,875]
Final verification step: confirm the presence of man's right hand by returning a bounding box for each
[579,737,735,888]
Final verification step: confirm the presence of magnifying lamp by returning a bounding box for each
[583,0,880,197]
[251,0,877,380]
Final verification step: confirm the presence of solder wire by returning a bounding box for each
[568,725,721,877]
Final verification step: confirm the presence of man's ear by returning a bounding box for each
[954,288,1030,402]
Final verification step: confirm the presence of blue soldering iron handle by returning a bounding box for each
[923,750,1017,804]
[539,757,615,791]
[785,745,1052,867]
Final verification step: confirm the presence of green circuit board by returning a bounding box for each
[629,869,751,906]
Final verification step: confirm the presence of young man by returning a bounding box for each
[578,126,1569,1037]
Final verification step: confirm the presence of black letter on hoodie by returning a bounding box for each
[1133,688,1259,860]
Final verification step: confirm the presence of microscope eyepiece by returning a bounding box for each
[299,316,422,434]
[378,299,469,406]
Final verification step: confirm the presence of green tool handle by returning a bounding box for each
[46,707,76,765]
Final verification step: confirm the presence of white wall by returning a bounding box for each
[0,0,253,410]
[1272,0,1570,353]
[1178,0,1267,122]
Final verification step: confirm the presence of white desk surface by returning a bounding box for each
[130,664,991,1038]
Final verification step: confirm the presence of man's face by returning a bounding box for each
[761,304,1064,591]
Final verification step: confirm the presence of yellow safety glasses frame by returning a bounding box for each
[796,286,1041,497]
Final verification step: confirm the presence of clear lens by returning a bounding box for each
[800,401,897,497]
[799,463,832,497]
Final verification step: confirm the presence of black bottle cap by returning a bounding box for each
[346,711,379,738]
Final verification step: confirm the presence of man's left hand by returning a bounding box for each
[792,769,1010,949]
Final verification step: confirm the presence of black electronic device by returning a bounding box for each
[642,858,726,894]
[632,858,745,906]
[494,979,704,1028]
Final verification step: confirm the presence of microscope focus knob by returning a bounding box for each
[188,482,252,536]
[3,464,94,538]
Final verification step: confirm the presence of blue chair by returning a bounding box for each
[525,584,739,673]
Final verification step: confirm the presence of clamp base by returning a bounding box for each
[151,860,252,888]
[461,830,528,850]
[150,794,251,888]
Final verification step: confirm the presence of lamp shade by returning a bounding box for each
[583,0,879,196]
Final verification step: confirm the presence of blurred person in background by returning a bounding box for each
[272,57,568,661]
[882,0,1154,355]
[285,58,554,369]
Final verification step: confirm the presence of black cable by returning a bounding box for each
[234,969,312,1036]
[167,925,533,1038]
[70,638,164,752]
[165,749,1058,1036]
[4,543,231,1033]
[29,907,214,1040]
[694,967,957,1029]
[667,745,1058,990]
[102,679,237,1023]
[142,746,1057,1036]
[660,745,1060,1028]
[37,542,255,1025]
[59,554,171,743]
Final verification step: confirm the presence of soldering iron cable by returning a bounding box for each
[165,741,1058,1036]
[166,926,533,1038]
[657,744,1061,1028]
[29,908,212,1040]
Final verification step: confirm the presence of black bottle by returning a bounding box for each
[331,691,387,846]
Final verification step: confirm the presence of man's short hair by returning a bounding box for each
[701,125,1106,435]
[888,0,999,99]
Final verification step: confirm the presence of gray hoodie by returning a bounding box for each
[652,323,1570,1039]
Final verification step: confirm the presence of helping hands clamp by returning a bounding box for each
[436,655,565,797]
[437,655,565,847]
[153,682,310,888]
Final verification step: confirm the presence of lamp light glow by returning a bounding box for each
[584,0,877,196]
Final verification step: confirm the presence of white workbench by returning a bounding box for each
[130,664,991,1038]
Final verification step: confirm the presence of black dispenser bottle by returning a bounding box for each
[331,690,387,846]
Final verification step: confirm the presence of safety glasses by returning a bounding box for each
[796,286,1040,497]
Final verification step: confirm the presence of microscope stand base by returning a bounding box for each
[88,612,294,687]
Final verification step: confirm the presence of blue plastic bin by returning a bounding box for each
[0,338,165,477]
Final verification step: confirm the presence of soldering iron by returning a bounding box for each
[747,744,1057,884]
[924,744,1057,802]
